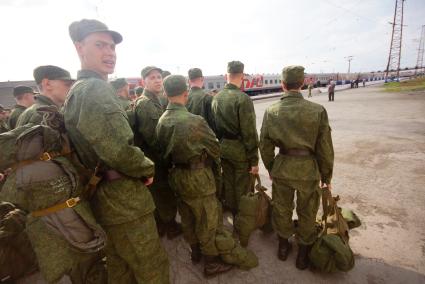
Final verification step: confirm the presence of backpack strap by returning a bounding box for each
[31,197,81,217]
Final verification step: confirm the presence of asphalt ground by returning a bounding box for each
[164,83,425,283]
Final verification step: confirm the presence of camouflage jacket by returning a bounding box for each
[259,91,334,184]
[156,103,220,197]
[8,105,26,130]
[187,86,215,132]
[16,95,56,127]
[63,70,155,225]
[134,89,165,161]
[211,83,259,166]
[118,96,131,111]
[0,119,8,134]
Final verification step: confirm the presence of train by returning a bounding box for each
[126,69,416,96]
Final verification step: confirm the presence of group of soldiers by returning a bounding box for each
[0,18,334,283]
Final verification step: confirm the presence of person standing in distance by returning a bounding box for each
[8,86,36,129]
[63,19,169,283]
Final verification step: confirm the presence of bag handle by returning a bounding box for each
[253,174,267,192]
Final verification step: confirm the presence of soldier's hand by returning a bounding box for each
[144,177,154,186]
[320,182,332,191]
[249,166,259,175]
[0,173,4,182]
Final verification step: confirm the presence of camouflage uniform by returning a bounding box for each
[8,105,26,129]
[16,95,56,127]
[118,96,131,110]
[157,102,220,255]
[63,69,169,284]
[212,80,259,212]
[259,66,334,246]
[134,89,178,226]
[187,87,215,133]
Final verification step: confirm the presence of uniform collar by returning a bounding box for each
[143,89,161,102]
[224,83,239,90]
[77,69,105,80]
[14,104,27,110]
[166,102,187,111]
[190,86,202,91]
[35,94,56,106]
[281,90,303,100]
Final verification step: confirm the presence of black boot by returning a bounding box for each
[296,244,311,270]
[190,244,202,263]
[166,219,183,240]
[277,237,292,261]
[204,255,233,277]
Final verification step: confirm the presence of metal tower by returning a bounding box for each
[385,0,405,81]
[415,25,425,75]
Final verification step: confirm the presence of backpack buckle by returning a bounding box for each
[40,152,52,161]
[65,197,80,208]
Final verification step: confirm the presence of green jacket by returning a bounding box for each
[0,119,8,134]
[259,91,334,184]
[156,103,220,198]
[63,70,155,225]
[16,95,56,127]
[211,83,259,166]
[8,105,26,129]
[187,86,215,132]
[134,89,165,160]
[118,96,131,111]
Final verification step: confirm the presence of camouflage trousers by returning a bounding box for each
[178,195,220,256]
[103,214,169,284]
[272,179,321,245]
[149,168,178,224]
[221,158,254,212]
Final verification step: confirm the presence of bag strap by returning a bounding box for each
[254,174,267,193]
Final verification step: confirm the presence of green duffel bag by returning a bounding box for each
[234,175,272,247]
[309,188,355,273]
[341,208,361,230]
[309,234,354,273]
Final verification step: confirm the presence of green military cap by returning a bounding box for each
[13,85,38,97]
[110,78,128,90]
[69,19,123,44]
[188,68,203,80]
[227,61,244,74]
[141,66,163,79]
[281,65,305,84]
[161,70,171,78]
[33,65,74,84]
[135,86,144,95]
[163,75,187,97]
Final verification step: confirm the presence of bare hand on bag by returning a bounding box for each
[249,166,259,175]
[144,177,154,186]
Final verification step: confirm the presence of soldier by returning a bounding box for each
[328,79,336,102]
[156,75,233,277]
[186,68,215,132]
[0,105,10,133]
[63,19,169,283]
[8,85,36,129]
[134,66,182,238]
[110,78,131,110]
[211,61,259,216]
[135,86,144,98]
[16,65,74,127]
[259,65,334,270]
[307,79,313,98]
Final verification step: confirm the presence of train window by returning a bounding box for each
[265,80,268,84]
[216,83,220,89]
[208,82,214,89]
[274,79,277,84]
[279,80,281,83]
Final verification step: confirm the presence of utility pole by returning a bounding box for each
[385,0,406,81]
[415,25,425,76]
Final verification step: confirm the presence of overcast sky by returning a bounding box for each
[0,0,424,81]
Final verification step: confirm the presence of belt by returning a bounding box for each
[279,149,312,156]
[31,197,80,217]
[173,161,208,170]
[221,133,240,140]
[103,170,124,182]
